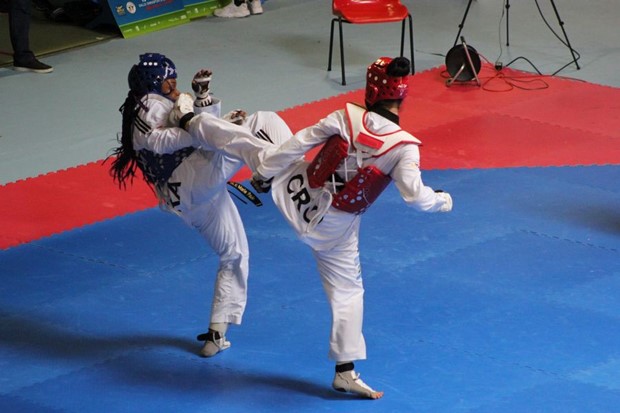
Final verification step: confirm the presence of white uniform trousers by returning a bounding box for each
[271,161,367,362]
[312,217,367,362]
[181,188,249,325]
[168,111,293,326]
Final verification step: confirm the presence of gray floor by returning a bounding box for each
[0,0,618,185]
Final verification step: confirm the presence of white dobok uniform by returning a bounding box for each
[132,93,292,326]
[256,103,451,362]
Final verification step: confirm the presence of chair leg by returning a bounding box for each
[338,18,346,86]
[400,19,406,57]
[328,18,336,71]
[332,16,413,84]
[408,14,414,74]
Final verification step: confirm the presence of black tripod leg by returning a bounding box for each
[548,0,580,69]
[505,0,510,46]
[454,0,475,47]
[399,15,415,74]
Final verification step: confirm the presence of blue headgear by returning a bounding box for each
[128,53,177,97]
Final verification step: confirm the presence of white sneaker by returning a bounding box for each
[332,370,384,399]
[248,0,263,14]
[214,2,250,18]
[198,330,231,357]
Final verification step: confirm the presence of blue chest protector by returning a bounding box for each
[136,147,195,185]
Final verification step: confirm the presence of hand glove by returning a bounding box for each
[250,172,273,194]
[435,190,453,212]
[222,109,247,125]
[191,69,213,107]
[169,93,195,128]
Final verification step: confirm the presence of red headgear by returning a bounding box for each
[364,57,409,108]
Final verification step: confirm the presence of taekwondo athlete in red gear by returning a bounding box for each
[252,57,453,399]
[109,53,293,358]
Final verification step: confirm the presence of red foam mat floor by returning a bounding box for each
[2,64,619,249]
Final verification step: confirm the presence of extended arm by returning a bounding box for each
[390,145,453,212]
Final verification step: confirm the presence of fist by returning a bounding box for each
[191,69,213,104]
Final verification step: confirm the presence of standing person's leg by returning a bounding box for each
[182,187,250,357]
[9,0,33,63]
[313,234,366,363]
[311,224,384,399]
[9,0,53,73]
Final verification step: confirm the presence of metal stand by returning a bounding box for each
[453,0,580,69]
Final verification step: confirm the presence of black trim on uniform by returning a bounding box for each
[255,128,273,144]
[134,116,151,134]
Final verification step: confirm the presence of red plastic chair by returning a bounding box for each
[328,0,414,85]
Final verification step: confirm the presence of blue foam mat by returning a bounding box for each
[1,166,619,412]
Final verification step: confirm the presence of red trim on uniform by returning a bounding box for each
[369,140,420,158]
[357,132,384,149]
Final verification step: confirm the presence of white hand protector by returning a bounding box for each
[192,69,213,107]
[169,93,195,126]
[222,109,247,125]
[436,191,453,212]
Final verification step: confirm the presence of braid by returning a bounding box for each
[108,93,145,189]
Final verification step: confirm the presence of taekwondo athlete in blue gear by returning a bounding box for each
[110,53,293,357]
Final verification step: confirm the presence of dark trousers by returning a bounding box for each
[2,0,35,63]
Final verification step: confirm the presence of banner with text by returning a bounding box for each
[107,0,190,38]
[184,0,224,19]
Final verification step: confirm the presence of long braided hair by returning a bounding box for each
[108,53,177,189]
[108,92,145,189]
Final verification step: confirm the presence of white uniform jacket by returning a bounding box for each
[256,104,450,249]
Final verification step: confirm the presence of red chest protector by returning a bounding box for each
[307,103,421,215]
